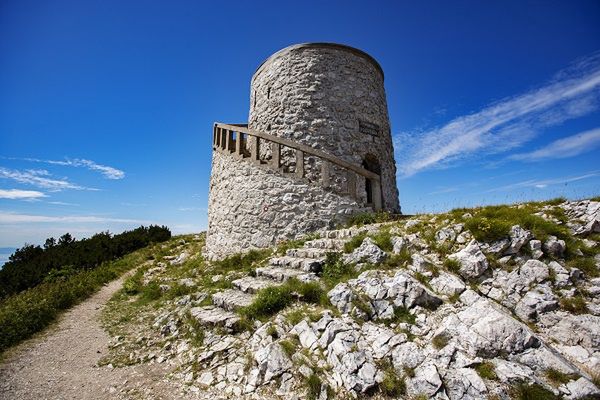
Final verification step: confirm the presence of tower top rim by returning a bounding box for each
[252,43,384,81]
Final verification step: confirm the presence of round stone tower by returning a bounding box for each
[206,43,400,259]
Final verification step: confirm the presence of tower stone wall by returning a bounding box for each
[206,43,400,260]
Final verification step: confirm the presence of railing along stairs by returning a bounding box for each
[212,122,382,210]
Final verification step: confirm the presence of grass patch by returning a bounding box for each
[343,233,367,253]
[378,359,406,396]
[184,310,205,347]
[211,249,272,275]
[240,279,326,321]
[444,258,461,274]
[544,368,579,386]
[510,382,558,400]
[567,257,598,277]
[320,252,358,288]
[462,204,570,243]
[475,362,497,380]
[560,296,588,314]
[382,306,416,326]
[432,333,450,349]
[279,338,298,358]
[370,229,394,252]
[305,374,322,400]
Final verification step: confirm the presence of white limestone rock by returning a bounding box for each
[254,342,293,382]
[343,237,387,265]
[448,240,489,279]
[443,367,488,400]
[543,235,567,257]
[430,272,466,296]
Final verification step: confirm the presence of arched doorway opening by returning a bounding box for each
[362,154,382,208]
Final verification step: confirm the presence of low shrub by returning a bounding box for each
[211,249,272,274]
[560,296,588,314]
[443,258,461,274]
[567,257,598,277]
[544,368,578,386]
[475,362,497,380]
[370,230,394,252]
[279,338,298,357]
[321,252,357,288]
[432,333,450,349]
[378,359,406,396]
[510,382,558,400]
[343,233,367,253]
[305,374,322,400]
[241,286,293,320]
[382,306,415,325]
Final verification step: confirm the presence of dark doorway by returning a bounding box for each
[362,154,381,206]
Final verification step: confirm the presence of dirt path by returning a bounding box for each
[0,274,185,400]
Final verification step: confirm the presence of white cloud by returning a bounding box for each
[396,52,600,176]
[0,189,47,199]
[487,171,600,192]
[48,201,80,206]
[510,127,600,161]
[0,167,96,191]
[178,207,207,212]
[7,157,125,179]
[0,212,150,224]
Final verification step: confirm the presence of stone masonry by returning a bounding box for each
[206,43,400,259]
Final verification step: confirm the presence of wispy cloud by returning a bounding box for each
[396,52,600,176]
[0,212,150,224]
[487,171,600,192]
[6,157,125,179]
[178,207,207,212]
[0,189,47,200]
[48,201,80,206]
[510,127,600,161]
[0,167,97,191]
[428,187,459,195]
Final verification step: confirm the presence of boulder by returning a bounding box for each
[543,236,566,257]
[444,368,488,400]
[514,284,559,322]
[430,272,466,296]
[504,225,533,255]
[343,237,387,265]
[254,343,293,382]
[448,240,489,279]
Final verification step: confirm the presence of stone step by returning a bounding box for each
[212,289,255,311]
[232,276,278,294]
[255,267,317,283]
[304,238,346,251]
[189,306,240,329]
[285,247,330,259]
[270,256,324,272]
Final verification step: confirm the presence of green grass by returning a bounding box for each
[560,296,588,314]
[432,333,449,349]
[370,229,394,252]
[443,258,461,274]
[510,383,558,400]
[305,374,322,400]
[462,204,570,243]
[210,249,272,275]
[381,306,416,325]
[378,359,406,397]
[240,278,326,321]
[475,362,497,380]
[567,257,599,277]
[343,233,367,253]
[184,310,205,347]
[0,246,150,354]
[320,252,358,288]
[544,368,579,386]
[279,338,298,357]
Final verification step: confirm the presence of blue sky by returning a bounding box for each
[1,0,600,255]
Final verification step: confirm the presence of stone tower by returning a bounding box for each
[206,43,400,260]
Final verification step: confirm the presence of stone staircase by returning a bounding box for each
[191,225,386,329]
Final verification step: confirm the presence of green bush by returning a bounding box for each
[475,362,497,380]
[443,258,461,274]
[279,338,298,357]
[510,383,558,400]
[305,374,322,400]
[343,233,367,253]
[544,368,578,386]
[378,359,406,396]
[371,230,394,252]
[567,257,598,277]
[321,252,357,288]
[560,296,588,314]
[382,306,415,325]
[241,286,293,320]
[211,249,272,274]
[432,333,449,349]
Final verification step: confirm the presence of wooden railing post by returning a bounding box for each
[235,132,243,158]
[296,150,304,178]
[272,143,280,169]
[321,161,330,188]
[372,179,382,211]
[347,171,356,198]
[250,136,260,164]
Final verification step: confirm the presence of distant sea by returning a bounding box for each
[0,247,16,269]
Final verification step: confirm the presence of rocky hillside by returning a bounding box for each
[101,198,600,399]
